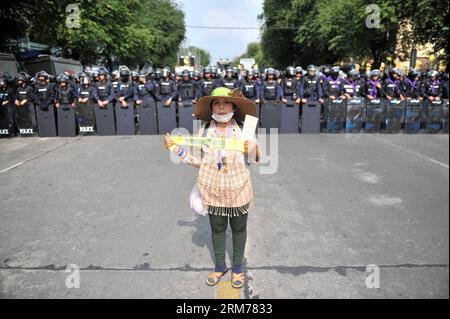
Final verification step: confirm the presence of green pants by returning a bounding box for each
[208,212,248,267]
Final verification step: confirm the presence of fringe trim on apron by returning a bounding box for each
[207,203,250,217]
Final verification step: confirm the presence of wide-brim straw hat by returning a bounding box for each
[194,87,256,122]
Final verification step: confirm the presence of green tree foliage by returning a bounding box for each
[259,0,448,68]
[0,0,186,69]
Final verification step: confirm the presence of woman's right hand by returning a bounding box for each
[164,133,173,150]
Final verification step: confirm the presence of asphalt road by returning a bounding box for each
[0,133,448,298]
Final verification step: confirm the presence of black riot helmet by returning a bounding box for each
[211,66,218,77]
[285,66,295,77]
[370,69,381,79]
[307,64,317,76]
[91,70,99,81]
[246,69,255,78]
[138,70,148,83]
[193,70,201,79]
[266,68,276,76]
[154,68,162,80]
[98,67,108,76]
[331,66,340,78]
[181,69,190,80]
[388,67,400,79]
[80,74,91,85]
[347,69,360,80]
[56,73,69,84]
[232,66,238,78]
[35,71,49,81]
[225,67,233,78]
[16,72,29,84]
[203,66,212,74]
[428,70,439,79]
[295,66,303,75]
[162,67,171,78]
[131,71,139,82]
[408,69,420,80]
[119,66,130,77]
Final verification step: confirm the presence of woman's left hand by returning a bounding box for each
[244,140,257,154]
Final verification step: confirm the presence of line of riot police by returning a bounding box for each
[0,64,448,137]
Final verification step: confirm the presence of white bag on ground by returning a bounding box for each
[190,184,207,216]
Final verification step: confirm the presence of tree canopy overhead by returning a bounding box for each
[0,0,186,69]
[258,0,448,69]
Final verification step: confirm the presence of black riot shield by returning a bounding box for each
[261,100,281,130]
[426,99,444,133]
[345,97,364,133]
[301,101,321,133]
[442,99,449,134]
[136,101,158,135]
[35,104,57,137]
[325,99,346,133]
[404,98,422,133]
[115,101,135,135]
[384,99,404,133]
[364,99,384,133]
[94,103,116,136]
[75,101,95,135]
[14,102,36,136]
[157,100,177,134]
[57,104,76,137]
[280,97,299,133]
[178,99,194,134]
[0,101,14,137]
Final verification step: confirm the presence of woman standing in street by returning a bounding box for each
[164,87,260,289]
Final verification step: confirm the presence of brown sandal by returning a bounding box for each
[231,272,245,289]
[206,267,229,286]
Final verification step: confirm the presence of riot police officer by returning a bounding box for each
[134,71,156,106]
[281,66,299,104]
[211,66,222,88]
[423,70,442,101]
[54,73,77,109]
[365,69,383,100]
[77,73,95,104]
[199,66,216,97]
[299,65,324,104]
[111,70,120,91]
[0,74,14,136]
[221,67,238,90]
[343,69,363,98]
[324,66,345,100]
[239,69,259,102]
[131,71,139,85]
[403,69,423,99]
[177,69,198,104]
[13,72,33,110]
[156,67,177,106]
[33,71,55,111]
[384,68,405,100]
[91,70,99,83]
[116,66,135,108]
[260,68,282,102]
[93,67,115,108]
[295,66,304,84]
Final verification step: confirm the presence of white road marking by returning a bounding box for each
[367,135,449,169]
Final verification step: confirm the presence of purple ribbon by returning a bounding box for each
[369,79,380,97]
[406,78,417,92]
